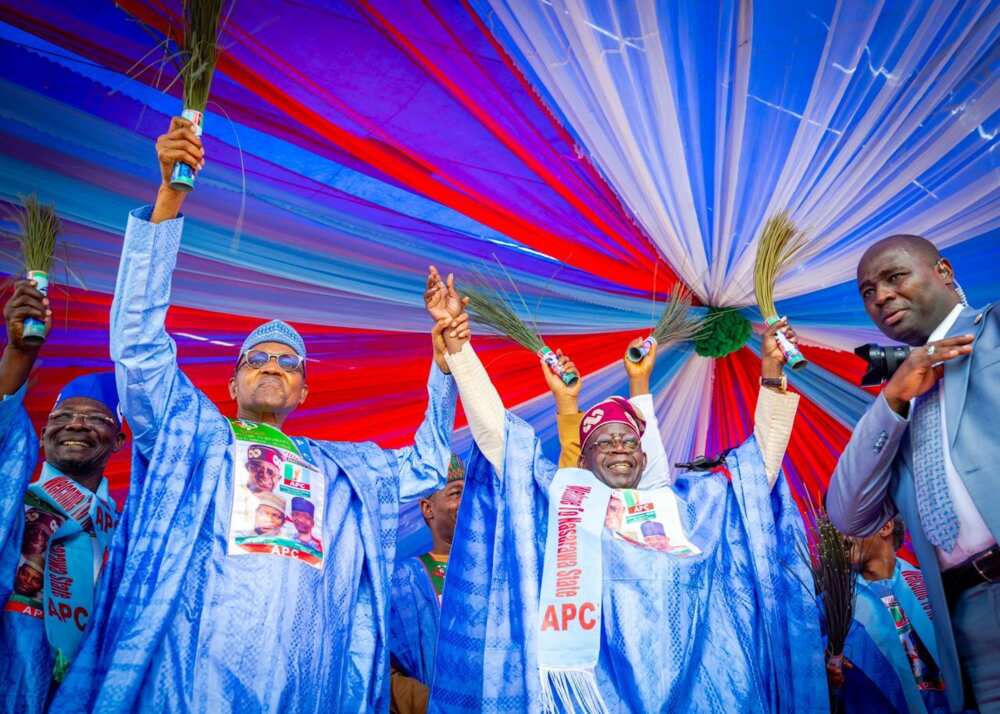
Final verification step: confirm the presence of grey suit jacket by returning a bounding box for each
[827,303,1000,713]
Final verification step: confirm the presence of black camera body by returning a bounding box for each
[854,343,911,386]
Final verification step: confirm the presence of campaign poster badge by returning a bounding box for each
[227,419,325,568]
[606,489,701,557]
[4,505,64,618]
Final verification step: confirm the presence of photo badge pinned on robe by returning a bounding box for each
[606,488,702,557]
[227,419,325,567]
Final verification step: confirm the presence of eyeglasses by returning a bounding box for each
[588,434,641,453]
[239,350,305,373]
[48,410,117,428]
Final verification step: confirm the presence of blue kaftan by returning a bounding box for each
[52,206,457,713]
[0,384,50,714]
[835,561,951,714]
[430,413,827,713]
[389,556,441,686]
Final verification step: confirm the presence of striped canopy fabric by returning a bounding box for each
[0,0,996,557]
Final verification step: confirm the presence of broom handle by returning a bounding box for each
[627,335,656,363]
[170,108,203,191]
[765,316,807,370]
[538,346,578,386]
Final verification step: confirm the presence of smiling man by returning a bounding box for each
[426,282,826,713]
[51,119,460,714]
[0,281,124,714]
[828,235,998,712]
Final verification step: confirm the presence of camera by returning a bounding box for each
[854,343,911,386]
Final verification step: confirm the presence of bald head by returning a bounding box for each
[858,235,941,278]
[856,234,960,345]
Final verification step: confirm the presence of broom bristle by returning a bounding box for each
[650,282,704,346]
[181,0,225,111]
[16,195,60,273]
[753,211,807,319]
[464,286,545,353]
[803,512,857,656]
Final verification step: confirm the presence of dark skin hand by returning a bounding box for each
[0,279,52,397]
[540,349,581,415]
[826,656,853,690]
[151,116,205,224]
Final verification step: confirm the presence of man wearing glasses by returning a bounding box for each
[426,283,827,712]
[53,118,461,713]
[0,280,125,713]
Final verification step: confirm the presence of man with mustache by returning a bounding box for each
[426,280,826,712]
[828,235,998,712]
[0,282,124,713]
[52,118,462,714]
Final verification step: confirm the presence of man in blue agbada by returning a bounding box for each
[826,516,951,714]
[0,281,124,713]
[429,287,827,713]
[52,118,462,713]
[389,454,466,712]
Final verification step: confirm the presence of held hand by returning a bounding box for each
[541,349,580,414]
[443,272,465,319]
[425,265,451,322]
[624,336,656,395]
[4,279,51,350]
[761,317,797,379]
[441,312,471,355]
[883,335,974,414]
[825,656,851,690]
[157,116,204,187]
[153,117,203,222]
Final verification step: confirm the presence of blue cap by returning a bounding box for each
[291,497,314,516]
[240,320,306,359]
[640,521,665,537]
[54,372,121,425]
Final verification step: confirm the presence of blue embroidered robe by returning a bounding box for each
[390,555,442,686]
[51,206,457,713]
[431,413,827,713]
[0,384,50,714]
[837,561,951,714]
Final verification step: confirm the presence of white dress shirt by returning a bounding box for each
[923,303,996,569]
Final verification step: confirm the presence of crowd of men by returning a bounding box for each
[0,118,996,713]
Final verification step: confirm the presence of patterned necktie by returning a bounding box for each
[911,382,959,552]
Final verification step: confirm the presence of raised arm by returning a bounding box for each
[539,349,582,468]
[624,337,670,487]
[110,118,203,458]
[0,282,47,598]
[755,318,801,490]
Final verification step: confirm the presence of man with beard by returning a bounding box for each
[0,280,125,713]
[828,235,998,712]
[427,280,826,713]
[52,118,462,713]
[826,516,949,713]
[389,454,466,712]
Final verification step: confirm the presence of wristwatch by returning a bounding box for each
[760,375,787,392]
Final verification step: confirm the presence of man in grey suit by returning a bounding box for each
[828,234,998,713]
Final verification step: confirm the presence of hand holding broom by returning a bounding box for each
[154,117,205,222]
[14,196,59,345]
[0,280,51,397]
[754,212,808,370]
[627,282,701,364]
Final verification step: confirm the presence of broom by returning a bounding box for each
[463,285,578,386]
[169,0,225,191]
[753,212,808,370]
[627,282,704,363]
[800,512,857,713]
[15,196,60,345]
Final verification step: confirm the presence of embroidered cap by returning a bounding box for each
[291,497,314,516]
[53,372,122,426]
[240,319,306,359]
[640,521,666,537]
[579,396,646,452]
[447,454,465,482]
[247,445,282,468]
[21,554,45,575]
